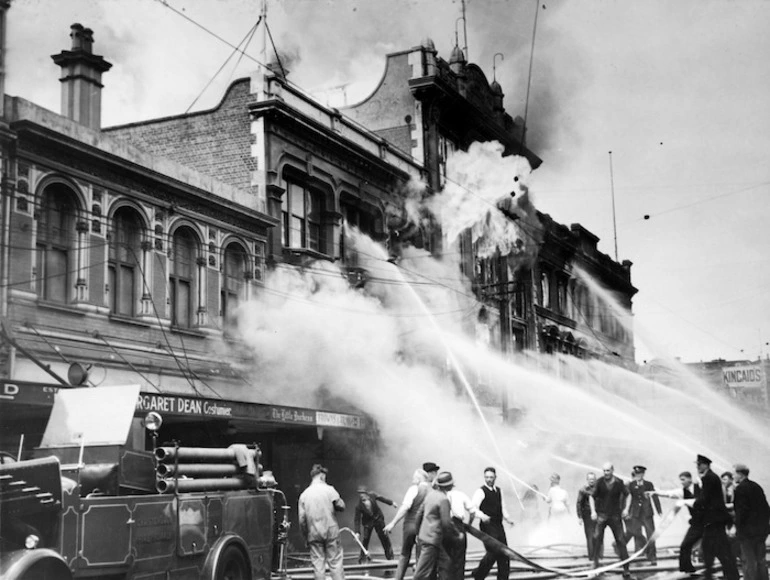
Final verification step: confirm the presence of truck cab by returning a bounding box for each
[0,385,285,580]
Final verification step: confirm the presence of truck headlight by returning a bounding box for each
[24,534,40,549]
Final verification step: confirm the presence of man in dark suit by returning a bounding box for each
[732,463,770,580]
[412,471,461,580]
[623,465,662,564]
[693,454,739,580]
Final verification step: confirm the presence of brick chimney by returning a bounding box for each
[51,24,112,130]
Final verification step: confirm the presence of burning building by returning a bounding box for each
[0,9,638,547]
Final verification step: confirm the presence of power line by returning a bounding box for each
[622,180,770,226]
[186,16,262,113]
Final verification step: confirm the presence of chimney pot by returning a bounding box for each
[82,28,94,53]
[70,23,85,50]
[52,23,112,130]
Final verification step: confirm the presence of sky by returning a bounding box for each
[6,0,770,364]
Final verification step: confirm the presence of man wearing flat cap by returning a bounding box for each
[622,465,662,565]
[693,454,738,580]
[299,464,346,580]
[732,463,770,580]
[413,471,462,580]
[354,485,397,563]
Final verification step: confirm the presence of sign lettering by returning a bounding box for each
[723,365,764,389]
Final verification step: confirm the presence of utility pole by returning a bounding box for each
[461,0,468,60]
[609,150,619,261]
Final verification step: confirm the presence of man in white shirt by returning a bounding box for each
[446,486,483,580]
[384,462,438,580]
[647,470,702,573]
[471,467,514,580]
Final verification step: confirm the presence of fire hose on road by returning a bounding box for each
[463,503,685,578]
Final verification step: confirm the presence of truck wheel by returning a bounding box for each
[19,558,73,580]
[215,545,250,580]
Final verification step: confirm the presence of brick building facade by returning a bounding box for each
[0,15,637,493]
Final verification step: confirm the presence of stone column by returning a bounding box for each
[75,218,89,301]
[140,240,153,315]
[196,256,207,326]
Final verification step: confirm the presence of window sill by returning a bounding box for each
[169,326,207,339]
[282,247,334,263]
[37,300,88,317]
[108,314,153,328]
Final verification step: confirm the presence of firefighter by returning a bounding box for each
[299,464,346,580]
[354,485,397,563]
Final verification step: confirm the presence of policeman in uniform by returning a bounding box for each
[623,465,662,565]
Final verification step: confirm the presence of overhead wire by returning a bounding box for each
[94,331,164,393]
[186,16,262,113]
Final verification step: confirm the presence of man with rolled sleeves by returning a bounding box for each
[590,462,631,580]
[693,454,738,580]
[384,462,438,580]
[623,465,662,565]
[471,467,515,580]
[577,472,601,558]
[732,463,770,580]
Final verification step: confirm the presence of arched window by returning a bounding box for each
[37,184,78,303]
[539,270,551,309]
[170,227,198,328]
[222,242,248,323]
[109,207,143,316]
[282,180,324,252]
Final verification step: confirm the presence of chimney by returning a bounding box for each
[51,23,112,130]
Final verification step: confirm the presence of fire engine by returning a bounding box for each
[0,385,290,580]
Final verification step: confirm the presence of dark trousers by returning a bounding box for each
[359,522,394,561]
[679,524,703,572]
[624,516,657,562]
[445,519,467,580]
[739,535,769,580]
[413,543,450,580]
[473,523,509,580]
[593,514,630,573]
[582,516,603,558]
[395,522,422,580]
[701,525,739,580]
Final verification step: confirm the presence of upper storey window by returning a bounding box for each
[37,184,78,303]
[282,180,324,253]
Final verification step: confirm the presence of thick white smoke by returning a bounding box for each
[230,141,769,554]
[423,141,542,265]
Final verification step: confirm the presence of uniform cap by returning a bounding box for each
[696,454,712,465]
[423,462,440,472]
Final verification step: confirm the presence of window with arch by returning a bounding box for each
[37,183,79,303]
[109,207,143,317]
[539,270,551,309]
[222,242,248,324]
[170,227,198,328]
[282,179,324,252]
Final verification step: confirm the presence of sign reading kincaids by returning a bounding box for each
[722,365,764,389]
